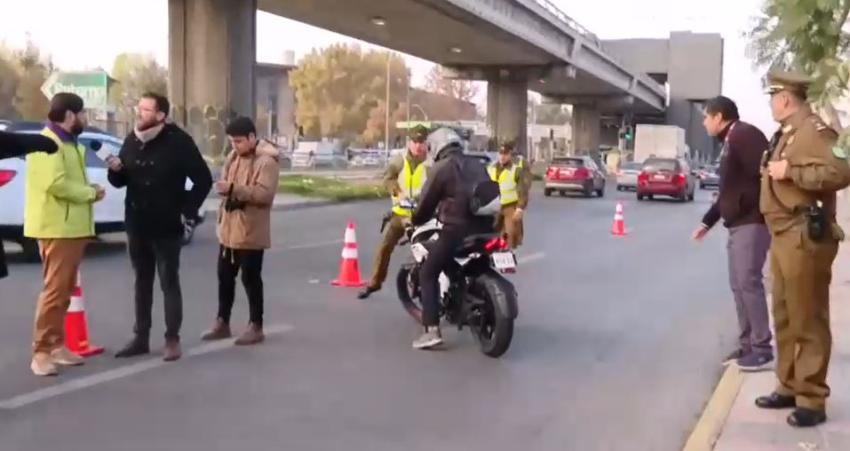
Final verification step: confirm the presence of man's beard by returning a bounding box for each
[71,119,84,136]
[137,118,162,131]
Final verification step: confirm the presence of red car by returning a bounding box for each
[636,157,696,202]
[544,156,606,198]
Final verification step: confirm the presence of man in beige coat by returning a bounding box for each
[201,117,280,345]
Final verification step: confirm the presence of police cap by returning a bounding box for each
[764,70,812,98]
[409,124,429,143]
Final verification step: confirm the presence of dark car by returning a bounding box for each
[544,156,605,198]
[637,157,696,202]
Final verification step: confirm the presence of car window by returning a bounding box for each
[552,158,584,168]
[643,159,677,172]
[622,162,642,170]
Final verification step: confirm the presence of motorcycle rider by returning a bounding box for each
[410,128,494,350]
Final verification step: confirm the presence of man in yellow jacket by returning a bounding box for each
[358,125,429,299]
[489,142,531,249]
[24,93,106,376]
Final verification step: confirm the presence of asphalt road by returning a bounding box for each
[0,186,737,451]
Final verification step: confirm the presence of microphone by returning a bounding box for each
[89,139,115,163]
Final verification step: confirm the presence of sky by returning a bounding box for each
[0,0,775,134]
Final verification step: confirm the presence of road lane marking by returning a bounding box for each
[517,252,545,265]
[0,324,293,410]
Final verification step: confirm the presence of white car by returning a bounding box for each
[616,161,643,191]
[0,130,127,260]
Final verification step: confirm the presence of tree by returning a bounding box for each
[0,50,20,119]
[12,40,51,121]
[424,65,479,103]
[289,44,409,141]
[527,97,571,125]
[747,0,850,133]
[109,53,168,107]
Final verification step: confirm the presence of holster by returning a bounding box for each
[380,211,392,233]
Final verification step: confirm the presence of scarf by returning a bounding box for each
[134,122,165,144]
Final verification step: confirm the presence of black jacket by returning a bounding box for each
[108,123,213,237]
[702,121,768,229]
[412,147,492,232]
[0,132,58,279]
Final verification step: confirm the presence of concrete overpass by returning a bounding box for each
[167,0,696,156]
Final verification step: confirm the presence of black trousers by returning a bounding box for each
[217,246,265,326]
[128,233,183,340]
[419,225,466,327]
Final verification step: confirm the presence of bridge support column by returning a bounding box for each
[487,76,528,156]
[168,0,256,158]
[571,105,601,154]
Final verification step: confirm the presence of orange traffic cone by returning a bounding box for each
[331,221,366,288]
[64,271,104,357]
[611,202,627,237]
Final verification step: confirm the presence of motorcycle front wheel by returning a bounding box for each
[468,272,515,358]
[396,265,424,324]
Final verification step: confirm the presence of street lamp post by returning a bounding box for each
[385,55,391,153]
[411,104,428,121]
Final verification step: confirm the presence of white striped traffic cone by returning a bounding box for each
[64,271,104,357]
[331,221,366,288]
[611,202,627,236]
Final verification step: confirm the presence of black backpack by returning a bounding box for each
[453,155,501,216]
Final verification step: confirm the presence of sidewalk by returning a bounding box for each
[700,194,850,450]
[201,192,340,214]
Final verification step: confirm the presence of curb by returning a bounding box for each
[203,198,366,215]
[682,365,745,451]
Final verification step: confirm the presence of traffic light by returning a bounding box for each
[624,126,633,141]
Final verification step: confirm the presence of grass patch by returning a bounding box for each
[278,175,387,202]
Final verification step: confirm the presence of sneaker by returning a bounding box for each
[31,352,58,377]
[201,319,232,341]
[50,347,84,366]
[737,353,774,372]
[234,323,264,346]
[412,327,443,350]
[722,348,748,366]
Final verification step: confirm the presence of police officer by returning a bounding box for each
[755,70,850,427]
[488,142,531,249]
[358,125,430,299]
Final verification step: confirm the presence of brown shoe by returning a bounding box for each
[234,323,265,346]
[163,339,182,362]
[201,319,231,341]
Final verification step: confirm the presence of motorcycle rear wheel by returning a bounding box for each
[468,273,514,358]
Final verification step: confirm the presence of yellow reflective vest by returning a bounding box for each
[488,160,523,205]
[392,156,427,217]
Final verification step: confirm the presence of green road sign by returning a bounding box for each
[41,71,112,110]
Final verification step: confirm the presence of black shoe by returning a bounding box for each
[787,408,827,427]
[755,392,796,409]
[357,286,379,300]
[115,337,150,358]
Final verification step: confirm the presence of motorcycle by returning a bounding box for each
[394,201,519,358]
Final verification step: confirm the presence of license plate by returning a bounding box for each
[653,174,667,181]
[491,252,516,271]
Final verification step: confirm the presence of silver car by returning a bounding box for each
[616,161,643,191]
